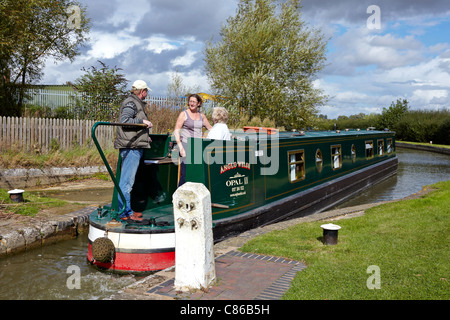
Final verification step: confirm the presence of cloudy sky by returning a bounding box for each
[42,0,450,119]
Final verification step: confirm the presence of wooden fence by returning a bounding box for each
[0,117,114,153]
[2,92,218,153]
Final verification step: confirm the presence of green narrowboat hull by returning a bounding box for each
[87,126,397,272]
[93,128,397,236]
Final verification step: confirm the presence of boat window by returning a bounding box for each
[387,138,393,153]
[331,145,342,170]
[288,150,305,182]
[377,139,384,156]
[351,144,356,163]
[365,141,374,158]
[315,149,323,173]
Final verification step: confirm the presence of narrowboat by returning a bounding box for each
[87,123,398,273]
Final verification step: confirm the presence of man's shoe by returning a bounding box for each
[130,213,143,221]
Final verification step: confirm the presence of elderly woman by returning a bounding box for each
[207,107,231,140]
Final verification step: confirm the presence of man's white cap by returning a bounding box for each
[132,80,152,91]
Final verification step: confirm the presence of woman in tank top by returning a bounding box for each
[174,93,212,186]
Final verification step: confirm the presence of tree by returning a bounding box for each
[0,0,90,116]
[167,71,186,101]
[204,0,327,129]
[72,61,128,121]
[378,98,409,130]
[167,70,200,108]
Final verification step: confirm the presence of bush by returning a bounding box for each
[145,104,180,133]
[72,61,128,121]
[433,117,450,145]
[395,109,450,144]
[335,115,381,131]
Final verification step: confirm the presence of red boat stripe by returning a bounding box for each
[87,244,175,272]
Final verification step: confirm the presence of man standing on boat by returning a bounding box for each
[114,80,153,221]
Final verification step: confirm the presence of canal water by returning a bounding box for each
[337,148,450,207]
[0,148,449,300]
[0,235,135,300]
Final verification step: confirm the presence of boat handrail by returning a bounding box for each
[91,121,147,218]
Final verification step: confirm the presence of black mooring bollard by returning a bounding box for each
[320,223,341,245]
[8,189,24,203]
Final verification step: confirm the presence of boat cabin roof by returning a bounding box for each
[229,128,393,141]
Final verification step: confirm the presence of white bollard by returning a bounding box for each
[173,182,216,291]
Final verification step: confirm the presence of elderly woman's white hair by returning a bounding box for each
[211,107,229,124]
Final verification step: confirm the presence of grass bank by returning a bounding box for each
[398,140,450,149]
[241,180,450,300]
[0,147,118,169]
[0,188,67,217]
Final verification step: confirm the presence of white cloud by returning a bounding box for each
[40,56,89,84]
[330,27,424,72]
[335,91,370,103]
[411,89,448,105]
[170,51,197,67]
[87,31,140,59]
[145,36,178,54]
[380,52,450,89]
[138,71,171,95]
[180,69,210,92]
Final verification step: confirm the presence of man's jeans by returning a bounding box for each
[118,148,143,218]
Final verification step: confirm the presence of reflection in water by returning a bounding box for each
[0,147,448,299]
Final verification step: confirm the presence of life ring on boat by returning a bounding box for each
[243,126,277,135]
[91,237,116,263]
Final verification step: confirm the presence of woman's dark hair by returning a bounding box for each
[188,93,203,106]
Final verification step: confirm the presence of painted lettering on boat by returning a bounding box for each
[227,173,248,198]
[220,161,251,174]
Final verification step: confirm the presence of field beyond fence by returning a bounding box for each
[0,117,114,153]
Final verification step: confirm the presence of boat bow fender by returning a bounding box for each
[91,237,116,263]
